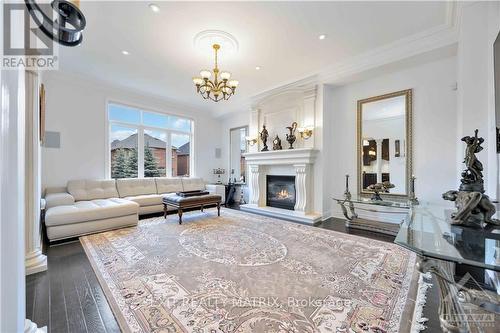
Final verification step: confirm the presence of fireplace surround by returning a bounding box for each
[266,175,296,210]
[240,148,321,224]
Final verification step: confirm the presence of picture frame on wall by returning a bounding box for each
[39,83,45,144]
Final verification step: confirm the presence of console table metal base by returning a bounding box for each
[345,218,400,236]
[417,256,499,333]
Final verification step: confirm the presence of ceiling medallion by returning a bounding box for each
[192,44,239,102]
[193,30,239,54]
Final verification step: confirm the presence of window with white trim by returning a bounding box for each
[108,103,193,179]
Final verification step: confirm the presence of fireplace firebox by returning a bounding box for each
[266,175,296,210]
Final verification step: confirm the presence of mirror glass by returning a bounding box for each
[229,126,248,183]
[358,90,412,197]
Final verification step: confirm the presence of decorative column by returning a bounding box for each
[249,108,260,153]
[249,165,260,205]
[294,164,311,213]
[375,139,383,183]
[25,71,47,275]
[301,86,317,149]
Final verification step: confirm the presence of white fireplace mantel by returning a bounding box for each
[243,148,318,165]
[241,148,321,224]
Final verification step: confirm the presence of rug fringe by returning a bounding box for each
[411,272,433,333]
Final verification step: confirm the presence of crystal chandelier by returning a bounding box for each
[192,44,239,102]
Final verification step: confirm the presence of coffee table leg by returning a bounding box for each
[200,205,204,212]
[178,208,183,225]
[163,203,167,219]
[217,201,221,216]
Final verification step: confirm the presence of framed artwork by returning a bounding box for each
[39,83,45,144]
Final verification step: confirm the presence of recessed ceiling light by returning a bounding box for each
[148,3,160,12]
[318,34,326,40]
[255,66,261,70]
[121,50,129,55]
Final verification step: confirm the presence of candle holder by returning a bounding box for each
[344,174,352,200]
[409,175,419,205]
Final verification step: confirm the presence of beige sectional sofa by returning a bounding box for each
[44,178,224,241]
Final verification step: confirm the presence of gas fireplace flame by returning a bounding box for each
[276,189,291,199]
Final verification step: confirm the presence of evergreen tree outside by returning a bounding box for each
[125,148,138,178]
[111,148,128,178]
[144,145,161,177]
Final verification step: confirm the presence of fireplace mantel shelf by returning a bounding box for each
[243,148,318,165]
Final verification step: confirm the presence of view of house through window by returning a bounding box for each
[108,103,193,179]
[171,133,190,177]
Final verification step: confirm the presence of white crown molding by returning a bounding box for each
[214,1,462,119]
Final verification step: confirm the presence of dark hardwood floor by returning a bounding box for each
[27,210,442,333]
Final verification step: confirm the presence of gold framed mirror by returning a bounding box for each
[357,89,413,198]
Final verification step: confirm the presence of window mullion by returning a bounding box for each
[166,130,172,177]
[138,127,145,177]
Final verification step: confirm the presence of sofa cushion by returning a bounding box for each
[67,179,118,201]
[155,178,183,194]
[45,198,138,227]
[116,178,157,197]
[124,194,162,207]
[181,178,205,192]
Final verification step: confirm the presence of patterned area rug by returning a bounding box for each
[81,209,420,333]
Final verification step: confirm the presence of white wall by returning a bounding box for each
[326,55,458,217]
[457,1,500,200]
[41,72,223,188]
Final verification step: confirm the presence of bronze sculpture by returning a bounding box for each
[272,135,282,150]
[460,129,484,192]
[442,190,499,227]
[260,125,269,152]
[366,181,395,201]
[285,122,298,149]
[442,129,499,227]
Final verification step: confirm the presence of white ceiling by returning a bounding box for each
[58,1,449,115]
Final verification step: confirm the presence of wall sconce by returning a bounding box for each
[298,126,314,140]
[245,136,258,146]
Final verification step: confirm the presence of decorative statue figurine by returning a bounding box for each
[260,125,269,151]
[442,129,499,227]
[272,135,282,150]
[460,129,484,192]
[366,181,395,201]
[285,122,298,149]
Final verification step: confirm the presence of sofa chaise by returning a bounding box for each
[44,178,224,241]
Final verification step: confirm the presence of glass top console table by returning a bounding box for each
[332,195,411,236]
[395,203,500,332]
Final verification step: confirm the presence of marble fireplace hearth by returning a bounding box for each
[240,148,321,224]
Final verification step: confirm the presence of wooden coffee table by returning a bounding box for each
[162,194,222,224]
